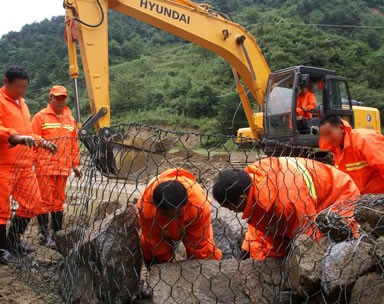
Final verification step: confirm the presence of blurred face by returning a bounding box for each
[3,77,28,100]
[50,94,67,114]
[300,87,308,94]
[319,123,345,147]
[223,195,247,213]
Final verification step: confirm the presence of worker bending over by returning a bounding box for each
[0,67,56,265]
[213,157,359,260]
[31,85,81,248]
[319,115,384,194]
[138,168,222,267]
[296,84,316,120]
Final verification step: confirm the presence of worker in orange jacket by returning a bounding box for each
[138,168,222,267]
[296,84,316,120]
[213,157,360,260]
[319,115,384,194]
[31,85,81,248]
[0,67,56,264]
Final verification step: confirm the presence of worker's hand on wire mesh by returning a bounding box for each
[8,134,36,148]
[39,140,57,153]
[73,167,82,178]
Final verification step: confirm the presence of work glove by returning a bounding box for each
[38,140,58,154]
[8,135,36,148]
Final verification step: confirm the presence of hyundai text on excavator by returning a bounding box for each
[63,0,381,179]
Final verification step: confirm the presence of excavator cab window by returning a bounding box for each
[265,72,295,137]
[325,76,354,126]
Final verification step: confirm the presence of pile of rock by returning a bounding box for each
[57,204,142,304]
[286,194,384,303]
[149,258,284,303]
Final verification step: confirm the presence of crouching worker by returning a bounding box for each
[138,168,222,268]
[213,157,360,260]
[31,85,81,248]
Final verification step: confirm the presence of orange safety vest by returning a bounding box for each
[242,157,359,259]
[297,91,316,119]
[0,87,39,167]
[320,120,384,194]
[31,104,79,176]
[138,168,222,263]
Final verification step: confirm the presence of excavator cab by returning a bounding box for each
[264,66,357,147]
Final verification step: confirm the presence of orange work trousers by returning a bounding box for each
[37,175,68,214]
[296,107,312,119]
[0,167,42,224]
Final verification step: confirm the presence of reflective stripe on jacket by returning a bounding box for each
[31,104,79,176]
[320,120,384,194]
[138,168,222,263]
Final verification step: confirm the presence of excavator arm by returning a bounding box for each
[64,0,270,136]
[64,0,271,179]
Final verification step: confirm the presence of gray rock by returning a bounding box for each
[211,201,246,260]
[90,200,125,223]
[321,240,376,299]
[315,210,354,242]
[349,273,384,304]
[355,195,384,237]
[60,204,142,304]
[55,224,87,257]
[372,236,384,264]
[211,218,242,260]
[286,234,328,298]
[149,258,283,304]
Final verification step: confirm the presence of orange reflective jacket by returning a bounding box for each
[0,87,40,167]
[320,120,384,194]
[31,104,79,176]
[242,157,359,259]
[138,168,222,263]
[297,91,316,119]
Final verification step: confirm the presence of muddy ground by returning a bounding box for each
[0,264,44,304]
[0,145,259,304]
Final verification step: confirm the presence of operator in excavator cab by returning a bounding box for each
[138,168,222,268]
[296,84,316,124]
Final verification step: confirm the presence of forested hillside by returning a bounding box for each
[0,0,383,134]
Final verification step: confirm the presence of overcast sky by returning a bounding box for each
[0,0,64,37]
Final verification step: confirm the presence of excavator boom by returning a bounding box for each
[64,0,270,132]
[64,0,271,179]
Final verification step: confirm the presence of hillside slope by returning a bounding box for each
[0,0,382,134]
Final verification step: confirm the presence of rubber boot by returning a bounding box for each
[0,224,16,265]
[51,211,63,232]
[7,216,35,256]
[50,211,63,248]
[37,214,55,249]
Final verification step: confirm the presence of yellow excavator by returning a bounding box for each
[63,0,381,179]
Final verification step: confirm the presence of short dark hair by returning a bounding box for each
[153,180,188,210]
[213,169,252,207]
[4,66,29,84]
[319,114,342,128]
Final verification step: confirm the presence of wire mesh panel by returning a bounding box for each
[3,123,384,304]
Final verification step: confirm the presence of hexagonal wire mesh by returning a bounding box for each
[4,123,384,303]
